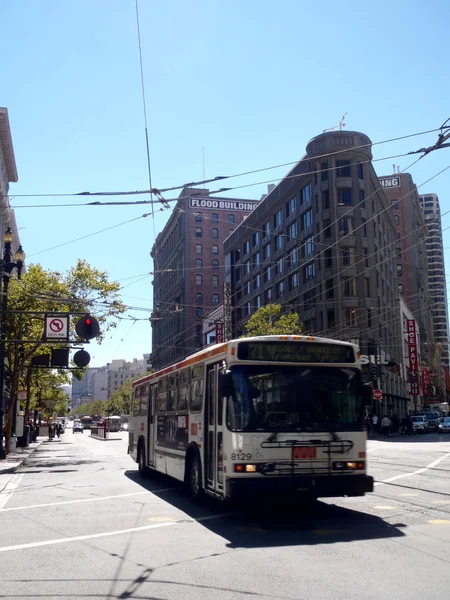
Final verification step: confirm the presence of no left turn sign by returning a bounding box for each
[45,315,69,340]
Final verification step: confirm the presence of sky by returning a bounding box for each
[1,0,450,367]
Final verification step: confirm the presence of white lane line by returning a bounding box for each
[0,520,177,553]
[0,488,175,512]
[0,474,24,510]
[367,447,383,453]
[375,452,450,486]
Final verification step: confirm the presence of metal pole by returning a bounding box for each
[0,258,5,459]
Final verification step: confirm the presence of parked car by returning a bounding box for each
[423,412,439,432]
[438,417,450,434]
[411,416,429,434]
[73,421,84,434]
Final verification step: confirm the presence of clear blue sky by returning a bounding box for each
[1,0,449,367]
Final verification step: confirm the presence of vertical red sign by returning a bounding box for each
[215,322,224,344]
[406,319,418,376]
[422,367,430,396]
[445,367,450,393]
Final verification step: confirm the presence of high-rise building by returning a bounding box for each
[150,188,259,371]
[224,130,409,416]
[379,173,434,368]
[419,193,449,399]
[107,357,150,396]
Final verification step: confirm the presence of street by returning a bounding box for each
[0,432,449,600]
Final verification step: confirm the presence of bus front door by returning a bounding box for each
[206,364,224,495]
[148,385,157,467]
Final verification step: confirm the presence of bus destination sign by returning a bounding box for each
[238,341,355,364]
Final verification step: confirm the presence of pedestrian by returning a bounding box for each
[372,414,378,433]
[366,414,372,435]
[56,423,61,438]
[48,420,53,440]
[381,415,391,438]
[407,415,414,436]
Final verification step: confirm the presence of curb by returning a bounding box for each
[0,441,43,475]
[90,435,122,441]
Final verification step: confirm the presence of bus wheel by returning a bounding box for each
[138,443,146,475]
[188,454,203,499]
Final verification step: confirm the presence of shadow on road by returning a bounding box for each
[370,433,449,444]
[124,469,406,548]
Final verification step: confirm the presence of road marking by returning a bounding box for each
[0,474,24,510]
[375,452,450,486]
[398,493,419,497]
[431,500,450,505]
[367,446,383,453]
[148,516,175,522]
[0,488,175,512]
[373,505,397,510]
[428,519,450,525]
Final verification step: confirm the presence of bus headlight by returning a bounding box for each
[234,464,258,473]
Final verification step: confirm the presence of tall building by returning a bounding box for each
[224,130,409,416]
[379,173,434,368]
[419,193,449,399]
[150,188,259,370]
[107,357,150,396]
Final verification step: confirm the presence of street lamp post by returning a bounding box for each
[0,227,25,459]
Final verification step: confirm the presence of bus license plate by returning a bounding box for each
[293,447,316,460]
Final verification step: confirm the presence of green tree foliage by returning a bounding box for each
[243,304,303,337]
[4,260,125,452]
[106,376,139,416]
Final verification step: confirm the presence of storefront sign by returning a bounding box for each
[215,322,224,344]
[223,282,232,341]
[406,319,418,375]
[380,177,401,189]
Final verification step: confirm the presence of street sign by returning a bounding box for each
[18,389,27,401]
[45,315,69,340]
[373,389,383,401]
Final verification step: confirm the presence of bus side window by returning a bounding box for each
[190,379,203,412]
[167,374,177,412]
[157,378,167,412]
[140,383,149,416]
[178,369,190,411]
[133,386,141,417]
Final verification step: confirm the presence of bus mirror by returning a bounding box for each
[363,384,372,404]
[219,371,233,397]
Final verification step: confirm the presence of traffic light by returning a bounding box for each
[75,315,100,341]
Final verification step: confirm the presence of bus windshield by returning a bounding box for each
[227,365,365,433]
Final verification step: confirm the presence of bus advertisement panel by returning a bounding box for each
[128,335,373,502]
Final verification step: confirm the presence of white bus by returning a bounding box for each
[128,335,374,501]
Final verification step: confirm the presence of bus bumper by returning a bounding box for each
[226,474,374,501]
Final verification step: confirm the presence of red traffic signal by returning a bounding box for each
[75,315,100,341]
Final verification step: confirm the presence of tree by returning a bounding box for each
[3,260,125,453]
[107,376,140,416]
[243,304,303,337]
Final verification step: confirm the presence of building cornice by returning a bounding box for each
[0,108,18,183]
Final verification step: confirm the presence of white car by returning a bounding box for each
[411,416,428,434]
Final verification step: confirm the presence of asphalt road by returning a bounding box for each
[0,430,449,600]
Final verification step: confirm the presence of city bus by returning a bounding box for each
[128,335,374,502]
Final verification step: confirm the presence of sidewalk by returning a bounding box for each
[0,440,43,474]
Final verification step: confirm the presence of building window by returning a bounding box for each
[339,217,353,235]
[291,247,299,264]
[255,252,260,266]
[265,288,272,303]
[195,307,203,317]
[212,228,219,239]
[256,294,262,309]
[398,283,404,294]
[195,212,202,222]
[286,196,296,217]
[357,163,364,179]
[243,240,250,255]
[344,308,357,327]
[274,209,283,228]
[212,259,219,270]
[301,209,313,230]
[338,189,352,206]
[263,220,270,237]
[212,293,219,304]
[195,227,202,237]
[361,219,367,237]
[303,236,314,258]
[321,162,329,181]
[304,262,315,282]
[195,258,202,268]
[212,274,219,286]
[275,258,284,276]
[287,222,297,239]
[228,214,235,223]
[363,248,369,266]
[324,248,333,268]
[264,266,271,282]
[325,278,334,298]
[252,231,259,246]
[327,309,335,328]
[323,220,332,238]
[322,190,330,210]
[289,272,299,291]
[391,199,398,210]
[196,244,202,254]
[358,190,365,208]
[254,274,261,289]
[343,278,357,296]
[196,292,203,303]
[276,280,285,297]
[264,244,271,260]
[246,301,252,316]
[212,213,219,223]
[212,245,219,254]
[244,260,251,274]
[300,182,312,205]
[342,248,355,266]
[235,267,241,282]
[336,160,351,177]
[275,234,283,251]
[196,274,203,285]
